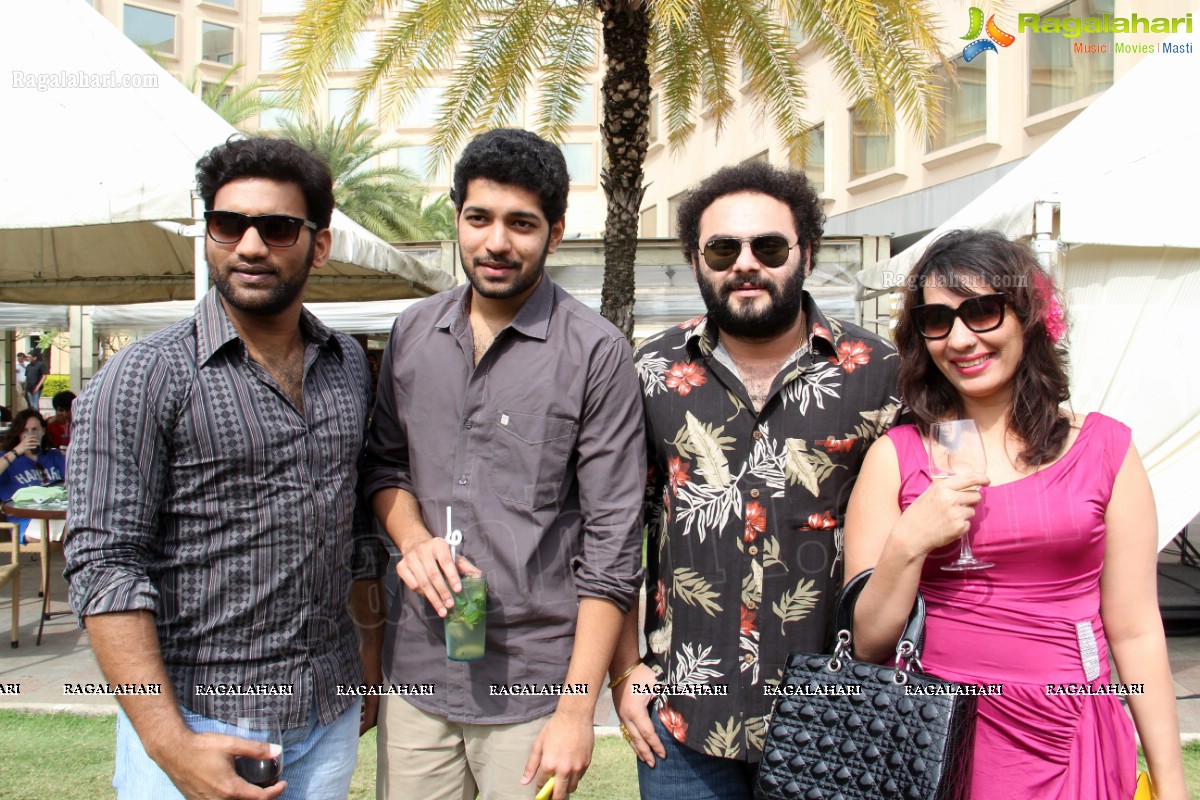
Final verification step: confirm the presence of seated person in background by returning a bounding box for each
[0,409,67,542]
[46,390,76,450]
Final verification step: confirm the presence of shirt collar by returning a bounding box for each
[683,291,838,357]
[195,287,342,366]
[435,273,556,342]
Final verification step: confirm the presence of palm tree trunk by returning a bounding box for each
[597,0,650,340]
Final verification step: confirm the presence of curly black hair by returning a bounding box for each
[675,162,825,268]
[450,128,569,226]
[895,229,1072,467]
[195,136,335,229]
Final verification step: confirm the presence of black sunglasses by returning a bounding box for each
[204,210,318,248]
[702,235,799,271]
[911,293,1010,340]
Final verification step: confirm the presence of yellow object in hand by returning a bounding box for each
[535,776,555,800]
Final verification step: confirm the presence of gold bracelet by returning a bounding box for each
[608,662,641,690]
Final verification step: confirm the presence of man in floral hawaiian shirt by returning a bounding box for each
[608,162,902,799]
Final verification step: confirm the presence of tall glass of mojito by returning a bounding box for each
[445,572,487,662]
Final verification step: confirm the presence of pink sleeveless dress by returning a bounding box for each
[886,413,1137,799]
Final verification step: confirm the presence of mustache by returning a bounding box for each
[473,255,522,269]
[721,274,772,292]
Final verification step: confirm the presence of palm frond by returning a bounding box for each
[363,0,483,132]
[651,5,701,151]
[279,0,382,111]
[726,0,808,162]
[534,3,601,143]
[690,2,737,136]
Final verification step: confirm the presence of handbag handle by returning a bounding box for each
[832,568,928,672]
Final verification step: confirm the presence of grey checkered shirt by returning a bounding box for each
[64,288,386,729]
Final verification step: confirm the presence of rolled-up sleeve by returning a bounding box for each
[361,316,415,501]
[571,335,646,612]
[63,346,174,622]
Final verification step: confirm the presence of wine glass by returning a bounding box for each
[233,713,283,788]
[929,420,993,571]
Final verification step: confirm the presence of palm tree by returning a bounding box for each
[278,117,456,241]
[280,0,945,337]
[141,48,284,130]
[188,62,286,129]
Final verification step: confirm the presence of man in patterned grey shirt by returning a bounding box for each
[65,138,387,800]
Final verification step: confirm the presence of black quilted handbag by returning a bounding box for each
[755,570,976,800]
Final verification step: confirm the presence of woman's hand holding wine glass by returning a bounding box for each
[928,420,994,571]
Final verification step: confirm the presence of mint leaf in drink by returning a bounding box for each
[457,597,484,626]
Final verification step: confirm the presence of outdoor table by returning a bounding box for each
[2,499,68,646]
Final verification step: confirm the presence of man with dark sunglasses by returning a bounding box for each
[609,162,903,800]
[65,137,385,800]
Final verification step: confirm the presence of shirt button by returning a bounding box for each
[752,430,763,441]
[746,600,757,611]
[742,653,755,664]
[459,476,468,485]
[463,420,473,429]
[750,488,760,499]
[748,545,759,556]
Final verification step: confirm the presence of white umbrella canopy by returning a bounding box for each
[0,0,454,304]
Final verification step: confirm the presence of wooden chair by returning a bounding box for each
[1,522,19,647]
[0,518,65,647]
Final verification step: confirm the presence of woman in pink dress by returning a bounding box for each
[844,230,1186,799]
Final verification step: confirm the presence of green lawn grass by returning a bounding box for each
[0,711,637,799]
[1,710,1194,798]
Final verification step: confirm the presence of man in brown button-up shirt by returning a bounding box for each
[362,129,645,800]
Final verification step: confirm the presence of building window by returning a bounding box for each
[803,124,825,194]
[396,145,450,184]
[260,32,286,72]
[258,90,294,129]
[206,0,235,7]
[568,84,596,126]
[397,87,444,128]
[743,150,770,165]
[1028,0,1114,116]
[640,206,657,237]
[560,143,595,184]
[124,5,176,55]
[329,88,374,124]
[202,22,235,65]
[668,191,689,238]
[648,95,660,143]
[260,0,304,13]
[928,56,987,151]
[850,105,894,179]
[201,81,232,105]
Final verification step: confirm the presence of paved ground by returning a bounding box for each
[4,548,1200,739]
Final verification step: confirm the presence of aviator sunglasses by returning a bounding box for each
[910,292,1010,340]
[702,235,799,271]
[204,210,318,248]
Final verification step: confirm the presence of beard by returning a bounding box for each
[698,265,806,340]
[210,239,314,316]
[461,248,548,301]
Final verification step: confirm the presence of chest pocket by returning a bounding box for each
[491,411,577,508]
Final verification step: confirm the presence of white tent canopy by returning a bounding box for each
[860,29,1200,549]
[0,0,454,304]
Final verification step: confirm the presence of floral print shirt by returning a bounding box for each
[636,293,901,761]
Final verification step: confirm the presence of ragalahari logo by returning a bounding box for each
[962,7,1015,61]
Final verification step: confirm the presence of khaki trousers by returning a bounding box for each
[377,695,550,800]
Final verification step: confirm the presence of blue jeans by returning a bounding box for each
[115,698,361,799]
[637,713,758,800]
